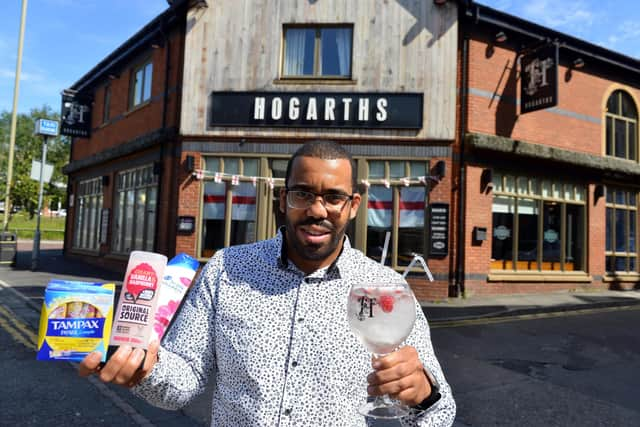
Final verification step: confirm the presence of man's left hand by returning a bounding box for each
[366,345,431,406]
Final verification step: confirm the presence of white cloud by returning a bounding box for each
[0,68,44,82]
[490,0,514,11]
[522,0,594,30]
[603,21,640,59]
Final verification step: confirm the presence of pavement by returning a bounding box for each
[4,240,640,325]
[2,240,640,427]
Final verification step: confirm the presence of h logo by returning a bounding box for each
[523,57,554,96]
[63,102,90,125]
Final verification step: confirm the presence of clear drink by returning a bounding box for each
[347,281,417,419]
[347,283,416,355]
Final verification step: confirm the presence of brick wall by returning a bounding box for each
[65,25,185,272]
[71,27,184,162]
[174,151,202,256]
[466,39,640,154]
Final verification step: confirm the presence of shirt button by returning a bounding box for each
[292,361,298,367]
[297,317,304,322]
[284,408,292,416]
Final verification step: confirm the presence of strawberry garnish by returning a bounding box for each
[378,295,395,313]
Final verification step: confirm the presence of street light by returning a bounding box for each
[3,0,28,231]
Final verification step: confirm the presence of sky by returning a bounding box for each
[0,0,167,114]
[1,0,639,115]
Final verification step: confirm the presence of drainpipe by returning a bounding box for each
[153,16,171,254]
[63,137,74,255]
[455,7,471,298]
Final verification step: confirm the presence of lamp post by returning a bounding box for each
[3,0,28,231]
[32,119,59,271]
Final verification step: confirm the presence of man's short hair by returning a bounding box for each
[285,140,358,192]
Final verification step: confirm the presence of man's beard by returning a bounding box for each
[285,216,347,261]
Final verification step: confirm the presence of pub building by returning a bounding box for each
[61,0,639,302]
[458,3,640,295]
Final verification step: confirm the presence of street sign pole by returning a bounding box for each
[31,117,58,271]
[31,135,48,271]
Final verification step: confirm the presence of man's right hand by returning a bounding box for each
[78,340,160,388]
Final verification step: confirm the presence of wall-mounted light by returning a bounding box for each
[594,184,605,203]
[565,57,586,82]
[481,168,493,193]
[107,73,119,80]
[434,160,446,180]
[184,155,195,173]
[495,31,508,43]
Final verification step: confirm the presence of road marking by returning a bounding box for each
[0,305,38,345]
[431,304,640,328]
[0,279,157,427]
[0,309,35,349]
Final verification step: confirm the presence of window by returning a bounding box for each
[606,188,638,274]
[282,25,352,78]
[491,173,586,272]
[364,160,427,268]
[73,177,103,251]
[103,84,111,123]
[112,165,158,254]
[200,157,263,258]
[605,90,638,161]
[130,60,153,108]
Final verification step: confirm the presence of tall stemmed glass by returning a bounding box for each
[347,280,417,419]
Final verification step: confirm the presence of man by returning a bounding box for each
[80,140,456,426]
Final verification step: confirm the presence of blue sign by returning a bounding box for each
[35,119,59,136]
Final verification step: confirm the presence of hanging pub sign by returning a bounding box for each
[60,93,92,138]
[209,91,423,129]
[520,43,558,114]
[428,203,449,258]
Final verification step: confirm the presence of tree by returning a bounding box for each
[0,105,70,218]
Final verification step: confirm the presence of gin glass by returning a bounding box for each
[347,280,417,419]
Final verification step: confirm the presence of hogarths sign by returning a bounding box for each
[209,91,423,129]
[520,44,558,114]
[60,93,92,138]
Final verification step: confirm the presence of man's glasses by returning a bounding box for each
[286,189,354,212]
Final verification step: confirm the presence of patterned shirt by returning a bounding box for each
[133,231,456,426]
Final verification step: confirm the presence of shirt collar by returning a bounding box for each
[276,226,349,280]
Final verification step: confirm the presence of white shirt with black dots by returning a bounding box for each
[133,231,456,427]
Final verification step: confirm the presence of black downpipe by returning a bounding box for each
[455,22,470,298]
[63,136,74,255]
[153,17,171,254]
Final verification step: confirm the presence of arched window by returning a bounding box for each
[605,90,638,161]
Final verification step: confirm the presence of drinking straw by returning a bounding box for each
[380,231,391,265]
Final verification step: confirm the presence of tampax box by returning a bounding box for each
[37,280,115,362]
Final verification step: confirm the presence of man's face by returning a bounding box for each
[279,156,361,273]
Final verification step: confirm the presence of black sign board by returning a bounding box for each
[60,93,92,138]
[428,203,449,257]
[520,44,558,114]
[209,91,423,129]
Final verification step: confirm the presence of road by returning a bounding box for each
[2,243,639,426]
[431,307,640,426]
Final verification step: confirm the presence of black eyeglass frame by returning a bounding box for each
[285,188,355,211]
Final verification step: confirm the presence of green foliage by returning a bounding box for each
[6,211,65,240]
[0,105,70,219]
